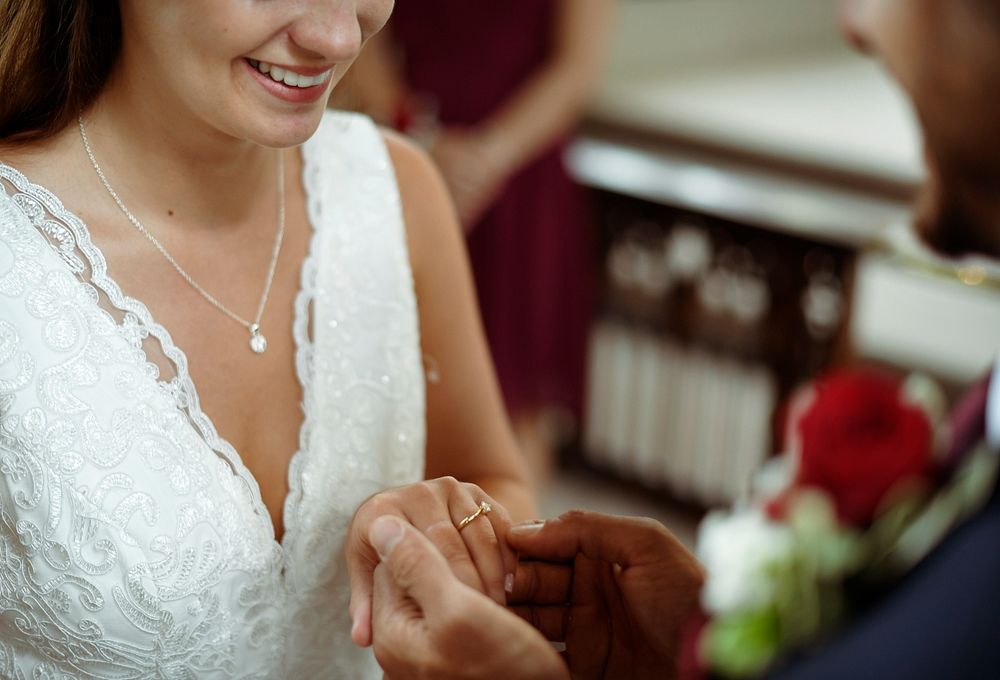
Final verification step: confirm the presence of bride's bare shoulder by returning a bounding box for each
[0,141,38,171]
[0,127,81,180]
[379,128,463,280]
[380,128,438,194]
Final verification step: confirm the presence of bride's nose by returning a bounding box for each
[286,1,365,64]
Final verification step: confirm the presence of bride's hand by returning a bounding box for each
[346,476,517,647]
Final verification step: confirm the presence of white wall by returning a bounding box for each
[606,0,844,76]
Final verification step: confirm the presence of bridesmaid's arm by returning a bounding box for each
[428,0,617,227]
[384,130,537,521]
[472,0,618,176]
[346,2,616,227]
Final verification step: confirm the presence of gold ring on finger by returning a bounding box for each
[458,501,492,531]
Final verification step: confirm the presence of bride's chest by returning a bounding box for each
[96,219,313,540]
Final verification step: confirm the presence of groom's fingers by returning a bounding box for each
[509,561,573,605]
[372,563,424,663]
[509,605,569,642]
[370,515,457,616]
[347,505,409,648]
[370,515,490,674]
[507,510,681,567]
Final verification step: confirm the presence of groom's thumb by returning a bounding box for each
[370,516,454,614]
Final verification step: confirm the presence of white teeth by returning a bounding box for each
[250,59,331,88]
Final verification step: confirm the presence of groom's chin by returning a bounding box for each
[915,184,1000,260]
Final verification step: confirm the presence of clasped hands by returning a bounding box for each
[347,478,704,680]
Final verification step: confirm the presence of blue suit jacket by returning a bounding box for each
[769,488,1000,680]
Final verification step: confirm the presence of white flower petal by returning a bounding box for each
[697,509,794,615]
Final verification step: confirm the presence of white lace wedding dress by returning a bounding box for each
[0,111,426,679]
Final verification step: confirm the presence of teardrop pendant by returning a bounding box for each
[249,323,268,354]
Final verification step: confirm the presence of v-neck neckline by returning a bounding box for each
[0,143,322,566]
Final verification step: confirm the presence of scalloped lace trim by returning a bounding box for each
[0,148,319,565]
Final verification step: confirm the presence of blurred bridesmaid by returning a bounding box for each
[347,0,616,481]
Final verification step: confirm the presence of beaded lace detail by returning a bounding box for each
[0,111,425,678]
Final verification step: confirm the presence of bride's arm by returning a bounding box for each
[343,131,537,649]
[385,130,537,522]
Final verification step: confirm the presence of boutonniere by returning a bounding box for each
[679,370,999,679]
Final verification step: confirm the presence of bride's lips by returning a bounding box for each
[243,58,333,104]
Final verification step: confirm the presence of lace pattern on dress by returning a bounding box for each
[0,111,425,678]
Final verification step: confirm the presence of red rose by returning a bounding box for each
[793,370,934,526]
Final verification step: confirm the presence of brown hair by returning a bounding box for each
[0,0,121,143]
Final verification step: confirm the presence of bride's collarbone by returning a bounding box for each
[100,211,310,525]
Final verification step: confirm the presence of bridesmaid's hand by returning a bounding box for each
[346,477,517,648]
[431,129,510,229]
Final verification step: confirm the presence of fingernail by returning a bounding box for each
[509,520,545,536]
[370,516,405,561]
[504,572,514,594]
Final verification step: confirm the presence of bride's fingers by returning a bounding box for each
[422,519,486,595]
[450,489,508,605]
[486,498,518,599]
[347,480,480,601]
[462,487,517,603]
[407,482,516,605]
[406,478,494,597]
[346,478,517,649]
[346,527,378,647]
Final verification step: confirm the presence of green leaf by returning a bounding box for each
[705,609,783,678]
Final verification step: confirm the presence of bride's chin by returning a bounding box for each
[242,111,327,149]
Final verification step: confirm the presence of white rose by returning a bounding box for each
[696,508,794,615]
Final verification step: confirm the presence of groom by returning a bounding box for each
[364,0,1000,677]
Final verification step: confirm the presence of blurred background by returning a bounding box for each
[339,0,1000,545]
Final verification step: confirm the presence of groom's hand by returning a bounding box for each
[508,511,704,680]
[369,516,568,680]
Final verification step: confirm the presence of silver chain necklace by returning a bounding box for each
[78,117,285,355]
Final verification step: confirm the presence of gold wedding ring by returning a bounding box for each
[458,501,492,531]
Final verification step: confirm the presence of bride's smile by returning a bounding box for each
[104,0,394,149]
[243,58,337,104]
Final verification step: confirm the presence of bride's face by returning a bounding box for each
[116,0,394,147]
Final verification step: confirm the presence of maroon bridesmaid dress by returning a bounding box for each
[391,0,593,422]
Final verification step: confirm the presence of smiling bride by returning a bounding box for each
[0,2,534,678]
